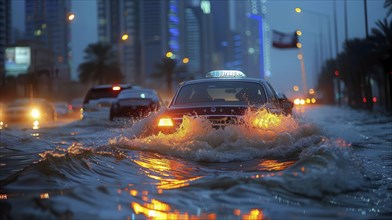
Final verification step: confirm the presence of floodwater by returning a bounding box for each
[0,105,391,219]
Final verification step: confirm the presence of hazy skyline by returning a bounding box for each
[11,0,387,96]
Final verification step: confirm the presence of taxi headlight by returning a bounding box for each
[31,108,40,119]
[158,118,174,127]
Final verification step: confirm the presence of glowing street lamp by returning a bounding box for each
[68,13,75,21]
[293,85,299,92]
[296,30,302,36]
[296,42,302,48]
[166,51,174,59]
[295,7,302,13]
[121,34,129,41]
[182,57,189,64]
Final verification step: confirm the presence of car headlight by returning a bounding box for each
[31,108,40,119]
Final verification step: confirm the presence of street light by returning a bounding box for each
[121,34,129,41]
[294,7,333,59]
[182,57,189,64]
[68,13,75,21]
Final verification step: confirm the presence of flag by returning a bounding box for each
[272,30,298,49]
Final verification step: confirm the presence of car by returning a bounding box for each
[109,88,163,121]
[3,98,56,127]
[276,92,294,115]
[82,84,134,120]
[155,70,288,134]
[70,97,83,112]
[53,101,70,116]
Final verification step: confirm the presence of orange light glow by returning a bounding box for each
[259,160,296,171]
[112,86,121,91]
[0,194,7,200]
[132,200,217,220]
[40,193,49,199]
[294,98,301,105]
[182,57,189,64]
[132,153,202,190]
[234,209,241,216]
[311,98,316,103]
[242,209,264,220]
[251,109,282,129]
[158,118,174,127]
[130,189,138,196]
[306,98,311,104]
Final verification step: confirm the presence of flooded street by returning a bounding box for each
[1,105,391,219]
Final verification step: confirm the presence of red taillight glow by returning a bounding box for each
[363,97,367,103]
[372,97,377,103]
[158,118,174,127]
[112,86,121,91]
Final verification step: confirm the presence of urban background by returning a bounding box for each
[0,0,391,112]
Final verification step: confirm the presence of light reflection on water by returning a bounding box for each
[132,152,203,190]
[128,189,265,220]
[258,159,296,171]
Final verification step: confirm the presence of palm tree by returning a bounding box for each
[371,18,392,111]
[78,43,123,85]
[385,0,392,17]
[154,57,178,95]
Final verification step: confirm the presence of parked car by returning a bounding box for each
[110,88,163,121]
[82,84,133,120]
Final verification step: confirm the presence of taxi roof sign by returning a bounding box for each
[205,70,246,78]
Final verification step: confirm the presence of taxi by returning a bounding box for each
[156,70,293,133]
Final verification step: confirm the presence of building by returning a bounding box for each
[97,0,141,84]
[24,0,72,81]
[0,0,12,86]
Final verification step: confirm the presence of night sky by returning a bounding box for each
[11,0,387,96]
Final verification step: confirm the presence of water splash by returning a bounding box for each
[113,109,320,162]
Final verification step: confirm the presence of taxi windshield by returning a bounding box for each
[173,81,267,106]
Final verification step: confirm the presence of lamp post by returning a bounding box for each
[295,7,333,60]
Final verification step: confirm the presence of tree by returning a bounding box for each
[154,57,186,95]
[385,0,392,18]
[371,18,392,111]
[340,38,377,110]
[78,43,123,85]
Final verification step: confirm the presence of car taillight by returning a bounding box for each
[112,86,121,91]
[158,118,174,127]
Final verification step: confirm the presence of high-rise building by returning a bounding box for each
[97,0,141,84]
[0,0,12,85]
[24,0,71,80]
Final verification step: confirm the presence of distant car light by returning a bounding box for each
[140,93,146,99]
[158,118,174,127]
[31,108,40,119]
[112,86,121,91]
[205,70,246,78]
